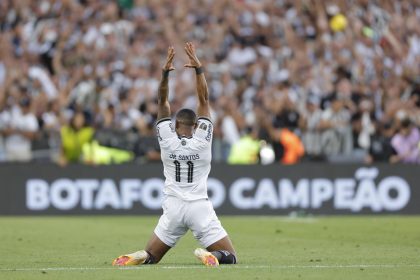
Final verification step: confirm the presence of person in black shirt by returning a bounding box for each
[365,122,396,163]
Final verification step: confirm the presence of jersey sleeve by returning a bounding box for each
[194,117,213,143]
[156,118,176,146]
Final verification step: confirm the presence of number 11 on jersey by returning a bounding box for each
[174,160,194,183]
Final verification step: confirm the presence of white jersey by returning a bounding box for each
[156,117,213,201]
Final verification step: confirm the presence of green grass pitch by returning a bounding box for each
[0,216,419,280]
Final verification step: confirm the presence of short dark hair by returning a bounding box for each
[176,108,197,126]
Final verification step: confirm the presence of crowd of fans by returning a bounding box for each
[0,0,419,165]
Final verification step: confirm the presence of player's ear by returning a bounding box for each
[194,122,198,129]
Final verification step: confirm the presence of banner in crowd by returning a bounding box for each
[0,163,418,215]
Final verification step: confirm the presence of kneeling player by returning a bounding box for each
[112,43,236,266]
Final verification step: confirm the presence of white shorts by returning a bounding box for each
[154,196,227,248]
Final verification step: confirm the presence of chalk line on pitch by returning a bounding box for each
[1,264,420,272]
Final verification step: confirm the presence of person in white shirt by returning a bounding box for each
[113,43,236,267]
[1,97,38,161]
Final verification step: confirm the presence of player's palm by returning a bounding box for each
[184,42,201,68]
[163,46,175,71]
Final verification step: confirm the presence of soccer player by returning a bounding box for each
[112,42,237,267]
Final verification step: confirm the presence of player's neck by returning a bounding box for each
[176,127,194,138]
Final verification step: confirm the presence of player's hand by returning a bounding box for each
[162,46,175,72]
[184,42,202,68]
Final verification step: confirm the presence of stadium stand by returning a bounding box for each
[0,0,419,164]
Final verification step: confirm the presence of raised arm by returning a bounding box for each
[157,46,175,120]
[184,42,210,118]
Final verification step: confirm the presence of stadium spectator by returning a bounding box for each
[227,127,260,165]
[319,95,353,156]
[299,96,323,159]
[59,111,94,166]
[390,118,420,164]
[0,96,38,161]
[365,121,396,163]
[258,107,305,164]
[134,122,161,163]
[354,99,376,150]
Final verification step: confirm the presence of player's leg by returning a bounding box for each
[205,235,237,264]
[188,199,237,266]
[143,232,171,263]
[113,196,186,266]
[112,233,171,266]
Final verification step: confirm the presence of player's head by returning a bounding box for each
[175,108,197,137]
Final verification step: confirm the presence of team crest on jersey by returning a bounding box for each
[181,139,186,146]
[199,122,207,131]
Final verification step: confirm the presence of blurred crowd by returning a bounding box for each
[0,0,419,165]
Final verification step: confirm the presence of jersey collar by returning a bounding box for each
[178,135,193,139]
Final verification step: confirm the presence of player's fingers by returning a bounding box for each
[186,42,193,50]
[168,52,175,61]
[184,46,193,57]
[187,42,195,52]
[184,51,193,60]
